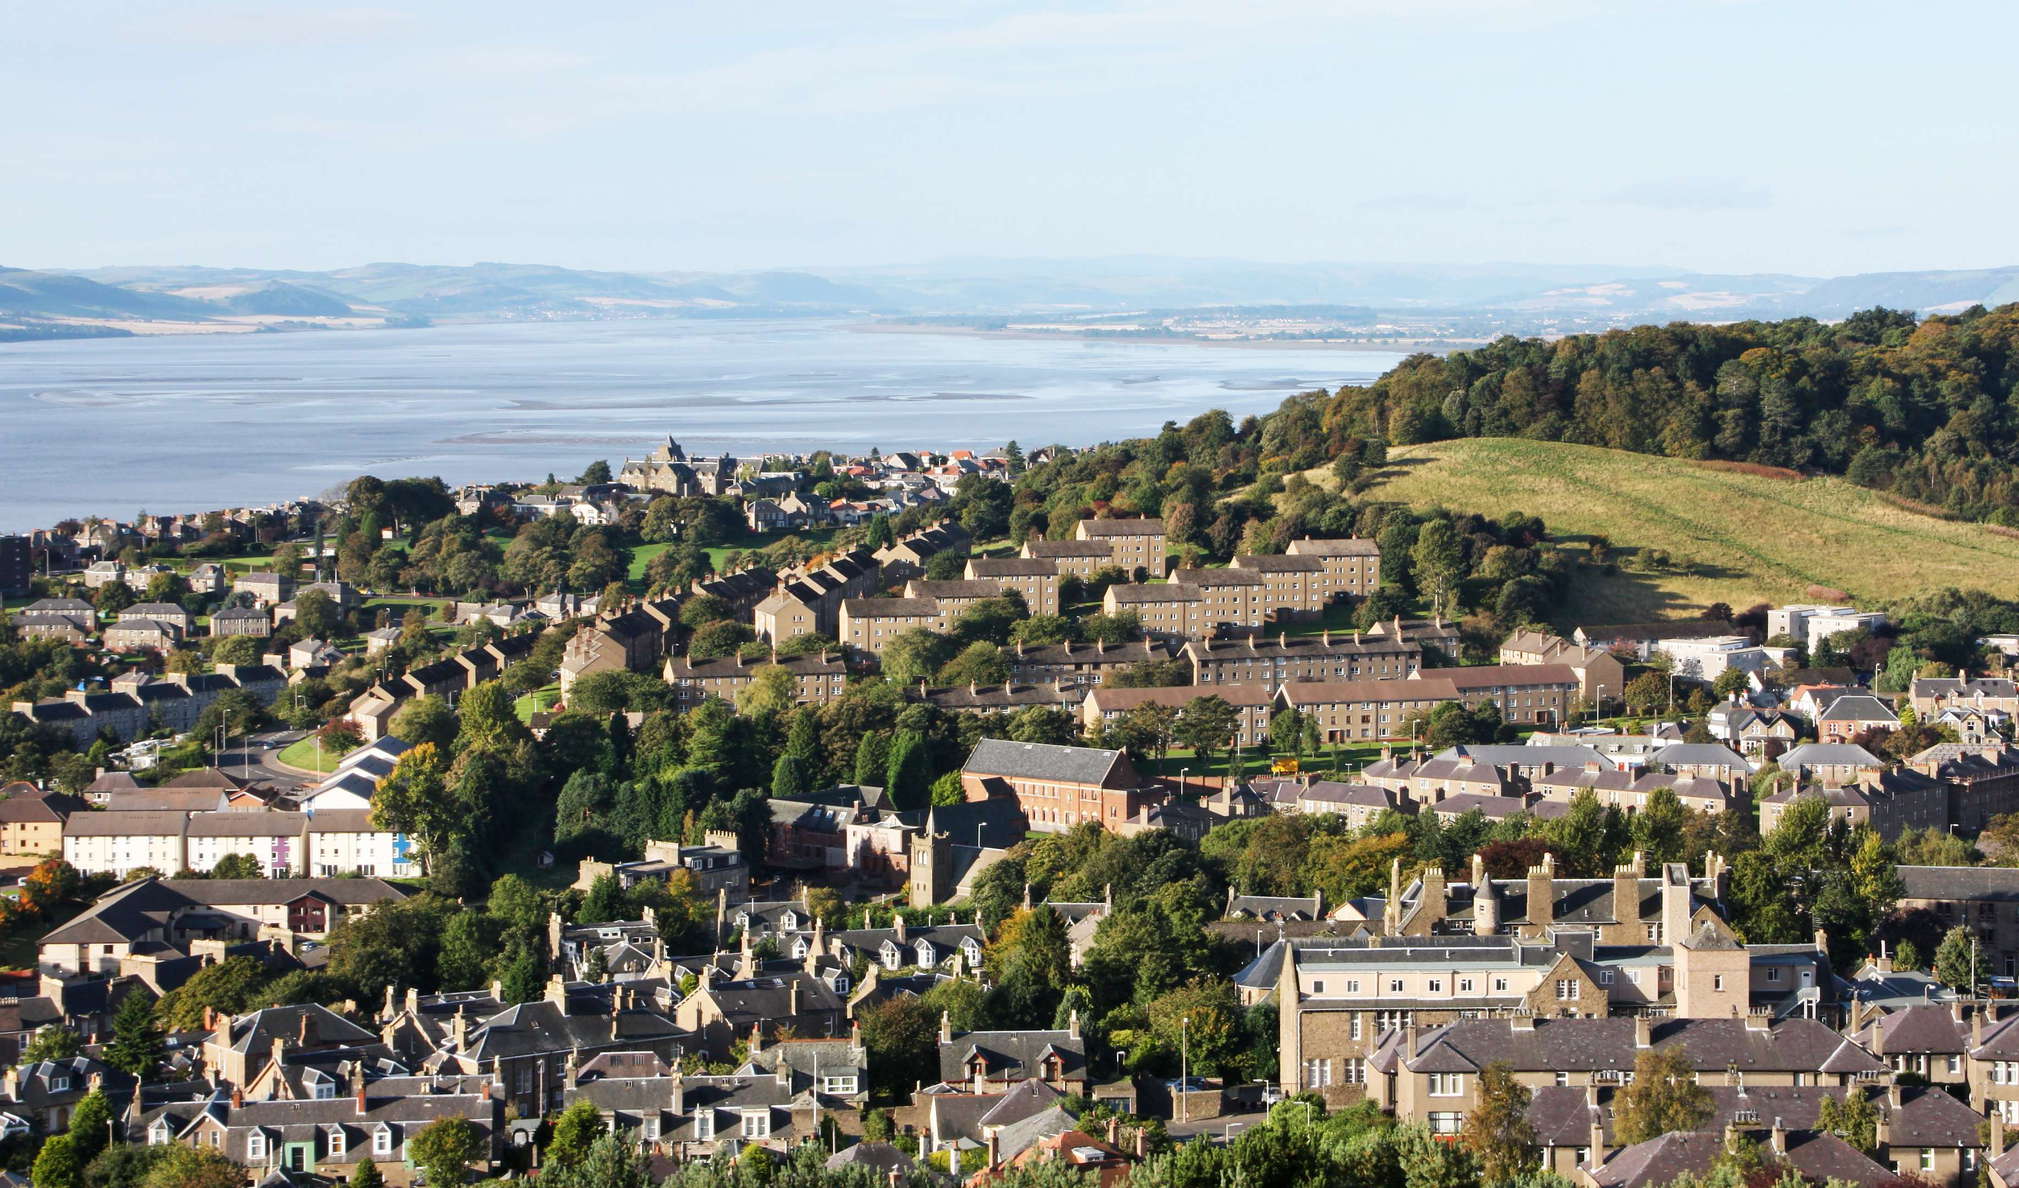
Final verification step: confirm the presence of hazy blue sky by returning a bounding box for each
[6,0,2013,276]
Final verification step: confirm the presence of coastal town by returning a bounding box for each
[2,426,2019,1188]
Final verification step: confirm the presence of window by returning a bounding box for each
[314,1082,335,1100]
[1303,1059,1333,1088]
[1428,1112,1463,1135]
[1555,980,1576,1000]
[1427,979,1443,994]
[1920,1150,1935,1173]
[247,1133,266,1162]
[695,1111,715,1140]
[1350,1015,1363,1041]
[328,1129,346,1159]
[741,1111,770,1139]
[1345,980,1360,994]
[1949,1055,1962,1074]
[1554,1072,1569,1086]
[1429,1073,1464,1097]
[1493,978,1509,992]
[1599,971,1614,986]
[1342,1058,1367,1084]
[1312,980,1325,995]
[1458,978,1474,994]
[644,1117,661,1141]
[1766,967,1783,984]
[821,1076,858,1095]
[373,1127,393,1157]
[1389,979,1404,993]
[1712,975,1725,991]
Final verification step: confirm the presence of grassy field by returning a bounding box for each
[1339,437,2019,624]
[276,736,344,774]
[515,685,561,722]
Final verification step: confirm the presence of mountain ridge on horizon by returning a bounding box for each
[5,256,2019,343]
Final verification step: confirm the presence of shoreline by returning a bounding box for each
[849,320,1471,353]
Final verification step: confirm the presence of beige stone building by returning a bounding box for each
[839,597,944,654]
[1101,582,1200,640]
[1073,517,1167,577]
[1020,538,1114,579]
[663,651,849,708]
[1276,677,1460,743]
[1185,630,1419,690]
[1283,536,1382,593]
[964,557,1061,615]
[1081,684,1275,750]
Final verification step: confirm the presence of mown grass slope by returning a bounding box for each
[1346,437,2019,624]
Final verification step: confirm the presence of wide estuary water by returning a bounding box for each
[0,318,1404,531]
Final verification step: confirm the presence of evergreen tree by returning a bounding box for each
[104,992,165,1079]
[1936,925,1984,993]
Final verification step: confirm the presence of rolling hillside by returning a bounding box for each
[1344,438,2019,624]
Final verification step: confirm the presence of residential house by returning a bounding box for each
[664,650,849,708]
[1008,638,1168,689]
[1018,538,1113,580]
[965,557,1062,616]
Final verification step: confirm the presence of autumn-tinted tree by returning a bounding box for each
[1612,1046,1712,1144]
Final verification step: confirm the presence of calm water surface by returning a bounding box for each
[0,319,1403,531]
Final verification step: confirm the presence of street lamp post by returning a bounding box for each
[1180,1015,1190,1123]
[1176,767,1189,798]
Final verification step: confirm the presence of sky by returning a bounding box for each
[5,0,2016,278]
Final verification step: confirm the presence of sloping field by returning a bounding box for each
[1350,437,2019,624]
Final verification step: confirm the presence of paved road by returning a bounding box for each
[215,729,318,789]
[1164,1117,1258,1144]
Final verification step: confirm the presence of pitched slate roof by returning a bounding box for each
[938,1027,1086,1084]
[963,739,1128,785]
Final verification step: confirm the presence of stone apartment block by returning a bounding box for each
[1186,629,1420,690]
[1101,581,1201,640]
[964,557,1061,615]
[1019,538,1114,580]
[839,597,945,654]
[903,579,1011,620]
[1007,638,1168,688]
[1283,535,1383,593]
[1081,684,1275,750]
[1073,517,1167,577]
[1277,677,1460,743]
[664,650,849,708]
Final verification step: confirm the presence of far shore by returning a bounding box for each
[849,320,1472,353]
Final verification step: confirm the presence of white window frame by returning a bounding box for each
[372,1126,393,1156]
[740,1110,771,1139]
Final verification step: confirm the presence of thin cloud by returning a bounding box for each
[132,6,412,46]
[1606,179,1773,212]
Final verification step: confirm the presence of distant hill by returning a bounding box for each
[219,281,355,317]
[1343,437,2019,623]
[1,255,2014,343]
[0,266,218,320]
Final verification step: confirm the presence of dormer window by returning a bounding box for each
[739,1109,770,1138]
[149,1122,172,1146]
[735,913,750,931]
[328,1127,346,1158]
[247,1132,267,1162]
[50,1076,70,1093]
[372,1125,393,1156]
[314,1081,335,1100]
[695,1111,715,1140]
[915,939,934,967]
[780,912,798,931]
[881,943,901,970]
[790,939,807,959]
